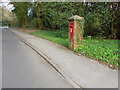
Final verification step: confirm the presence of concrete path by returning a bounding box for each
[10,28,118,88]
[0,28,2,90]
[2,28,73,88]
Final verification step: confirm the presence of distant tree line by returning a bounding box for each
[0,6,16,26]
[10,2,120,39]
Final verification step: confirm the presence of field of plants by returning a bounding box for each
[30,30,119,69]
[74,39,119,69]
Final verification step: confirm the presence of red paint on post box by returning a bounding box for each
[70,22,73,26]
[69,23,73,39]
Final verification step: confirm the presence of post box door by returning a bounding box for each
[69,22,73,39]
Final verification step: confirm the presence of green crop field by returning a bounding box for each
[30,30,119,69]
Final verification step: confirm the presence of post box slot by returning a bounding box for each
[70,26,73,39]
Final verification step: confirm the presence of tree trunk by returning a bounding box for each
[111,3,114,38]
[23,3,28,27]
[111,18,114,38]
[36,3,42,30]
[24,9,28,27]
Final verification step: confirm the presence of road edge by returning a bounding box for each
[9,28,85,89]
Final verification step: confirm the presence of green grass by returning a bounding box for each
[74,39,119,69]
[29,30,68,47]
[29,30,119,69]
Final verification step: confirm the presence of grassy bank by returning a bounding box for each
[29,30,119,69]
[30,30,68,47]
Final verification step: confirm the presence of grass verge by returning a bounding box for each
[29,30,119,69]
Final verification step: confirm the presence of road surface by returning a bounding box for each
[2,28,73,88]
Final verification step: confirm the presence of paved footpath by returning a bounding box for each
[2,28,73,88]
[10,28,118,88]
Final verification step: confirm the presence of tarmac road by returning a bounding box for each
[2,28,73,88]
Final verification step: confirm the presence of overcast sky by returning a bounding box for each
[0,0,14,11]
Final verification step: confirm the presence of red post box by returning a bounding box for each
[68,15,84,50]
[69,22,73,39]
[68,21,74,50]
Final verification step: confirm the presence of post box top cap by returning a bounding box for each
[68,15,83,20]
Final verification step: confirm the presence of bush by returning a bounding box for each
[27,18,38,29]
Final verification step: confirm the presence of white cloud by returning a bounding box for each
[0,0,14,11]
